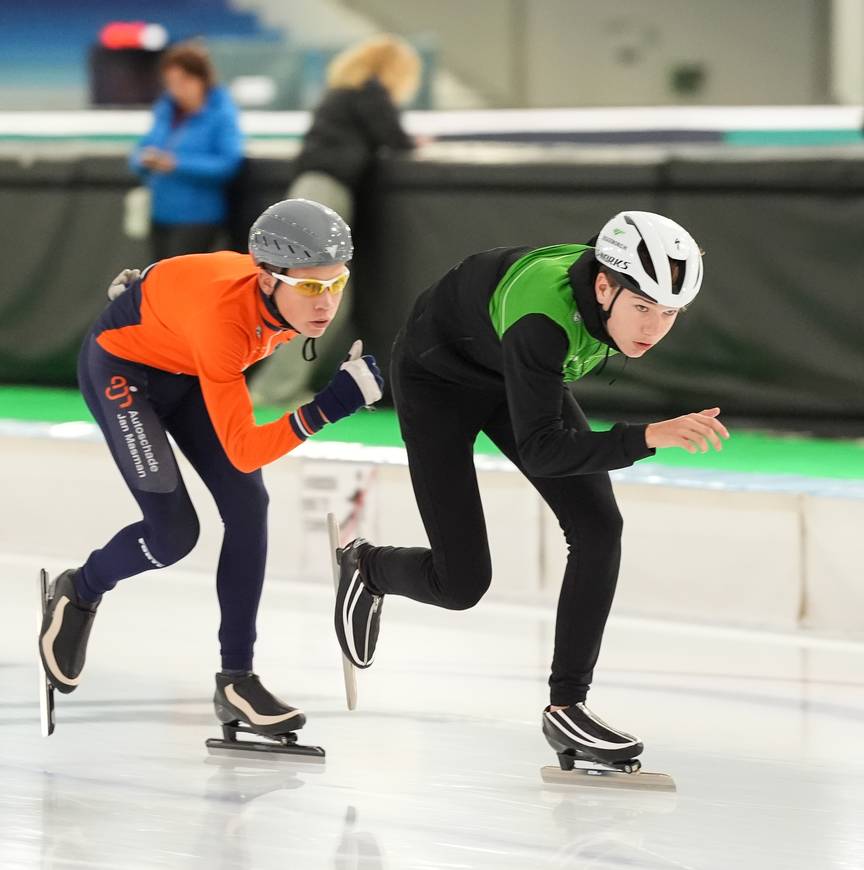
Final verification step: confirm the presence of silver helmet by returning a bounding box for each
[248,198,353,269]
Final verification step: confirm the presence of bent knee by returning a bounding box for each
[436,573,491,611]
[562,502,623,547]
[220,477,270,527]
[145,510,200,566]
[174,513,201,559]
[606,505,624,538]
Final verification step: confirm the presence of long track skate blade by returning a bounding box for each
[205,738,325,764]
[327,512,358,712]
[37,569,55,738]
[540,765,676,792]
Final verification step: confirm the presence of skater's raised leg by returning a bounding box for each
[75,335,201,599]
[38,569,101,694]
[335,345,502,669]
[358,339,499,607]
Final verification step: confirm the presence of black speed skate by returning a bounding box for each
[541,703,675,791]
[205,673,325,762]
[38,568,100,695]
[334,538,383,669]
[543,702,643,772]
[326,514,358,710]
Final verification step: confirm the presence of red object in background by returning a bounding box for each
[100,22,148,50]
[90,23,167,104]
[100,22,168,51]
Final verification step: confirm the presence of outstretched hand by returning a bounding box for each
[645,407,730,454]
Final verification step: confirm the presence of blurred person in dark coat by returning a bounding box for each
[130,41,244,263]
[251,34,421,407]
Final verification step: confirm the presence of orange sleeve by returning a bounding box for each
[191,319,304,473]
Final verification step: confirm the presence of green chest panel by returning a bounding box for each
[489,244,615,382]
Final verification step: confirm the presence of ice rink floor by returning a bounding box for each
[3,550,864,870]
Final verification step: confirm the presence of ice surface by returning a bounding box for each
[3,551,864,869]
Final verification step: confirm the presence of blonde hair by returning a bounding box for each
[327,34,421,105]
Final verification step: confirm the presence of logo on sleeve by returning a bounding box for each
[105,375,137,409]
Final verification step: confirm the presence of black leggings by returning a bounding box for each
[363,334,623,706]
[77,335,269,671]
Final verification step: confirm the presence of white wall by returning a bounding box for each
[831,0,864,103]
[5,433,861,636]
[346,0,829,107]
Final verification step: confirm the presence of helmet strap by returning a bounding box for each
[595,344,613,375]
[600,284,627,322]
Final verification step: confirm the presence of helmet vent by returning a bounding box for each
[670,260,685,295]
[636,242,655,281]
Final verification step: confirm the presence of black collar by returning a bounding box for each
[258,288,294,332]
[567,248,620,352]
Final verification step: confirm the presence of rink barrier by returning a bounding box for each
[2,140,863,428]
[0,106,862,140]
[1,420,861,637]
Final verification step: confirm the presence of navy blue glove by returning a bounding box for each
[288,340,384,440]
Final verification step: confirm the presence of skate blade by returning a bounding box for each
[205,738,325,764]
[37,568,55,738]
[204,754,326,774]
[540,765,676,792]
[327,512,358,712]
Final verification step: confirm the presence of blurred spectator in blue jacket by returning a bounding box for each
[250,34,421,407]
[130,41,244,263]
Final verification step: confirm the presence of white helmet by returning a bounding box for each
[594,211,703,308]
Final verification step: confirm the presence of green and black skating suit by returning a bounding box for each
[362,244,656,706]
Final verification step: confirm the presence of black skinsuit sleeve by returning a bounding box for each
[501,314,656,477]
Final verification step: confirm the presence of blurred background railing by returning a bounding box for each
[1,0,863,433]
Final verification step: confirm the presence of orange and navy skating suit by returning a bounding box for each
[76,251,306,671]
[94,250,306,472]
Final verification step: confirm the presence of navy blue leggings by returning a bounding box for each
[77,334,268,670]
